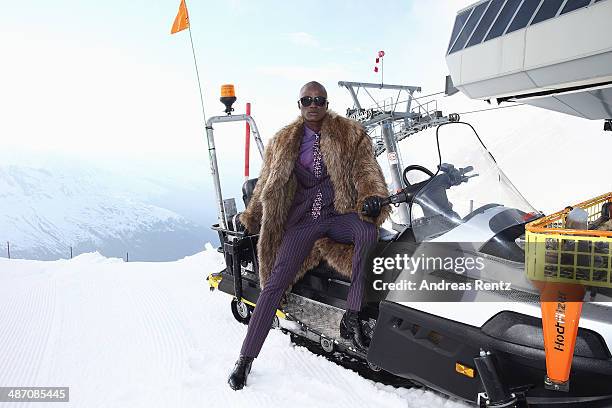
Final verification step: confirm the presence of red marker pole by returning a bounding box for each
[245,102,251,180]
[378,50,385,86]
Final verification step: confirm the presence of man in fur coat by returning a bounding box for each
[228,81,391,390]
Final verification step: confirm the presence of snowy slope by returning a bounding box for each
[0,162,216,261]
[0,247,468,408]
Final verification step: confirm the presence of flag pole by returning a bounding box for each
[185,1,207,125]
[171,0,227,228]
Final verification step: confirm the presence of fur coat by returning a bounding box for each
[239,110,391,289]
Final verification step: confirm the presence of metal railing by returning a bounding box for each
[1,241,133,262]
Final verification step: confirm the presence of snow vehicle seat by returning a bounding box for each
[242,177,259,208]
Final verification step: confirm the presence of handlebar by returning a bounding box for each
[438,163,477,187]
[378,177,429,208]
[373,162,478,211]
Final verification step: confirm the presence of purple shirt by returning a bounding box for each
[298,125,318,173]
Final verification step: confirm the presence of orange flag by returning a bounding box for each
[171,0,189,34]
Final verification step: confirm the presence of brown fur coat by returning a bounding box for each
[239,110,391,289]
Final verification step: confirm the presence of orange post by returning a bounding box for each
[539,282,585,391]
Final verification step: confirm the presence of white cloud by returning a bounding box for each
[255,63,349,82]
[286,32,320,48]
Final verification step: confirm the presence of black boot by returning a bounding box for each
[339,310,369,352]
[228,355,254,390]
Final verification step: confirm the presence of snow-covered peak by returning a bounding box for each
[0,159,216,261]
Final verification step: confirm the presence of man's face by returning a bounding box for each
[299,85,328,123]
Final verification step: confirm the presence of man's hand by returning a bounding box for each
[362,196,384,218]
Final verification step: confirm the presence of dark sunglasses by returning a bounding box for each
[298,96,327,107]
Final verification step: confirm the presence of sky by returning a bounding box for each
[0,0,470,160]
[1,0,611,217]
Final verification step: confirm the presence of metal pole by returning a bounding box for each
[183,3,227,228]
[340,83,362,109]
[205,123,226,229]
[404,90,415,128]
[185,2,208,128]
[205,114,264,230]
[6,241,10,259]
[70,246,73,259]
[381,121,410,224]
[337,81,420,92]
[207,114,264,156]
[245,115,264,157]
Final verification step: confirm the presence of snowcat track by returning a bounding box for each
[286,330,416,387]
[280,293,415,387]
[282,293,358,350]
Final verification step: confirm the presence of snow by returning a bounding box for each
[0,245,469,408]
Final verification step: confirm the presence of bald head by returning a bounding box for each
[299,81,327,99]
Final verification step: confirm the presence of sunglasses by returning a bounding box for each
[298,96,328,107]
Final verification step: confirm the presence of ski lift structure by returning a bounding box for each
[338,81,459,226]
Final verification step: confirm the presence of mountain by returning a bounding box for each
[0,160,218,261]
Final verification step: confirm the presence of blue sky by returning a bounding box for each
[0,0,468,162]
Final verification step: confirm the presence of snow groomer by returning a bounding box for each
[228,81,390,390]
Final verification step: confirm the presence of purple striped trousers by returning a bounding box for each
[240,211,377,358]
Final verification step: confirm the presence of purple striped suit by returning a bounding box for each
[239,131,377,358]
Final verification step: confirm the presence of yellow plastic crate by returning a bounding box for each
[525,192,612,288]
